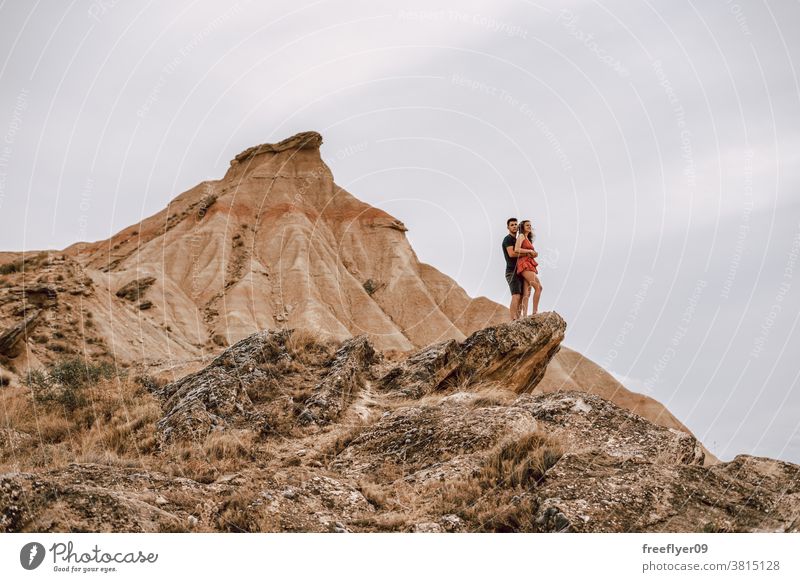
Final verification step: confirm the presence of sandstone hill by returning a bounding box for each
[1,131,505,371]
[2,314,796,533]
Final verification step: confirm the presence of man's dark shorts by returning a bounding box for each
[505,271,522,296]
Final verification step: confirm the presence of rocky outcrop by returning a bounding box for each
[331,391,539,483]
[233,130,323,162]
[0,463,376,533]
[517,391,705,466]
[533,450,800,532]
[378,339,460,398]
[539,345,718,464]
[379,312,566,397]
[0,309,42,357]
[154,331,291,442]
[4,388,796,533]
[115,276,156,302]
[2,314,798,532]
[300,336,376,424]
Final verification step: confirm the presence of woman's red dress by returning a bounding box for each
[516,237,539,275]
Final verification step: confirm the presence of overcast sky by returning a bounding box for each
[1,0,799,464]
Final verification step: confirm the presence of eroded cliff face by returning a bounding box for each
[2,314,796,533]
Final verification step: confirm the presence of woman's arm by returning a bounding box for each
[514,237,532,255]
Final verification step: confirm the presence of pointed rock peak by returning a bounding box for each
[233,131,323,163]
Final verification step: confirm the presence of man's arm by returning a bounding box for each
[506,245,518,258]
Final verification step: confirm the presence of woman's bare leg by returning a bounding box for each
[521,271,542,314]
[531,273,543,314]
[520,279,530,317]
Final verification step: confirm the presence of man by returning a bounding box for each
[502,217,523,320]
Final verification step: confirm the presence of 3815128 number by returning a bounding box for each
[730,561,780,571]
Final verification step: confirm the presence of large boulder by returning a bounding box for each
[154,330,294,443]
[379,312,566,397]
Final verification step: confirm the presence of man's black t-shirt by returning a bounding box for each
[502,234,517,274]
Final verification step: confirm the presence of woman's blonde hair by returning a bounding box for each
[519,220,535,242]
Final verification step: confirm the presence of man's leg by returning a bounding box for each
[506,272,522,320]
[514,274,525,319]
[510,293,521,320]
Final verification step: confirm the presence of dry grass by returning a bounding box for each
[350,513,409,532]
[319,422,367,459]
[482,431,565,488]
[152,429,263,484]
[437,367,476,392]
[385,383,516,411]
[469,384,517,408]
[285,329,318,355]
[215,488,258,532]
[285,329,335,366]
[422,431,565,532]
[0,366,168,472]
[358,480,388,509]
[0,362,269,483]
[202,429,255,461]
[212,485,283,532]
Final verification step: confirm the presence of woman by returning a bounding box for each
[514,220,543,316]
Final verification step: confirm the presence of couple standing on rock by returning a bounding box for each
[502,217,543,320]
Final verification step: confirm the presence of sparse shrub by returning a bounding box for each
[469,386,516,408]
[49,341,74,354]
[363,279,378,295]
[0,260,21,275]
[285,329,317,354]
[0,252,47,275]
[134,374,165,393]
[0,374,11,387]
[25,358,116,411]
[115,276,156,302]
